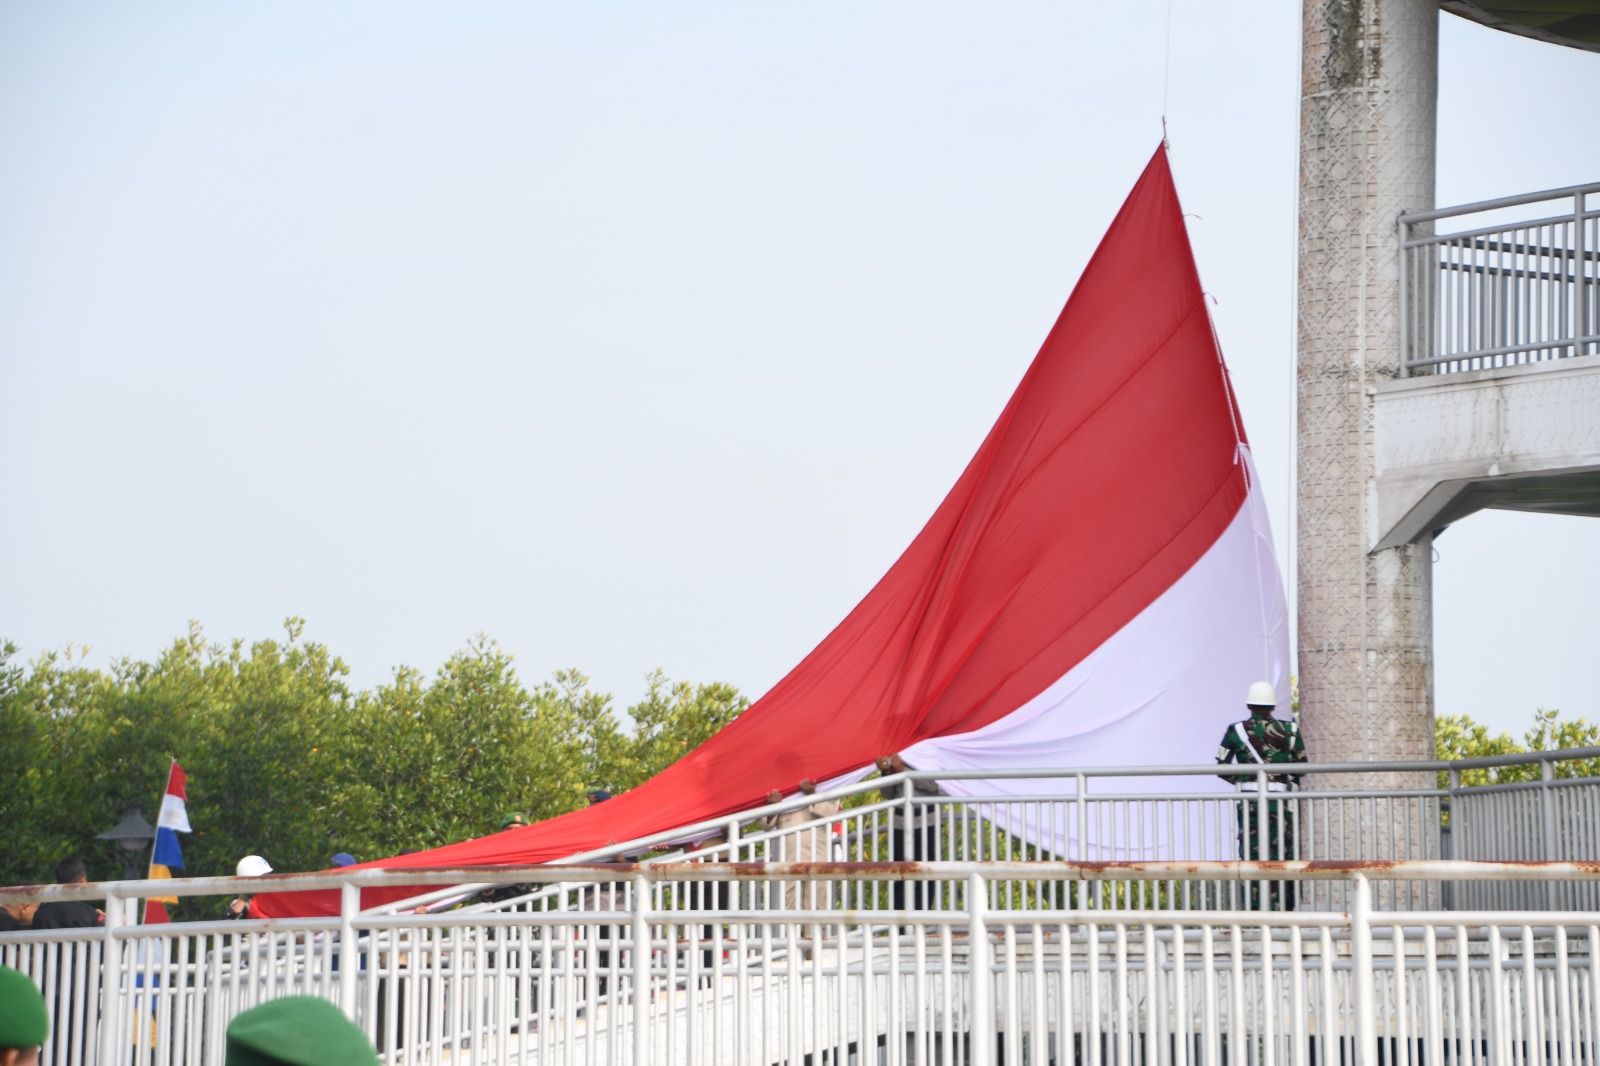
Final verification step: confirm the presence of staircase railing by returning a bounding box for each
[1399,181,1600,375]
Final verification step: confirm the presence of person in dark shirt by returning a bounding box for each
[26,860,99,1059]
[876,754,944,912]
[30,859,101,930]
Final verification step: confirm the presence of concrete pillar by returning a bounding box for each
[1296,0,1438,790]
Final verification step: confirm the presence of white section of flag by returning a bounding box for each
[158,790,191,833]
[901,449,1289,860]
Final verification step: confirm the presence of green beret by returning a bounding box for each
[0,965,49,1049]
[225,996,378,1066]
[498,811,526,829]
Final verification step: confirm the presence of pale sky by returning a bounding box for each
[3,3,1596,740]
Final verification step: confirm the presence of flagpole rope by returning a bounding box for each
[1161,0,1176,129]
[1204,298,1276,685]
[1170,145,1277,686]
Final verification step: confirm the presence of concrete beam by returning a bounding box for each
[1371,354,1600,549]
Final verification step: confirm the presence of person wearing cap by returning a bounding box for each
[330,852,357,869]
[228,855,273,919]
[585,789,611,806]
[0,964,50,1066]
[224,995,378,1066]
[498,812,526,831]
[1215,680,1306,910]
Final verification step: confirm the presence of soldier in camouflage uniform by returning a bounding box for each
[1216,681,1306,910]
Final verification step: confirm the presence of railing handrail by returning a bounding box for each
[1406,225,1600,256]
[366,746,1600,911]
[4,747,1594,906]
[390,746,1600,903]
[895,745,1600,776]
[5,858,1600,910]
[575,743,1600,853]
[1399,180,1600,226]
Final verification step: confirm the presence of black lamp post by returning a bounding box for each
[96,806,156,881]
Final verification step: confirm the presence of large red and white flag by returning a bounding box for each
[258,144,1287,918]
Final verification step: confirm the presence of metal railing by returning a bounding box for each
[5,750,1599,1066]
[6,862,1600,1066]
[441,748,1600,916]
[1446,768,1600,911]
[1399,182,1600,375]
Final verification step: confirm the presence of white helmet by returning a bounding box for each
[236,855,273,878]
[1245,681,1278,709]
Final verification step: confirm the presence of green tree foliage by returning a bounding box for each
[1435,707,1600,788]
[610,670,749,793]
[0,622,748,897]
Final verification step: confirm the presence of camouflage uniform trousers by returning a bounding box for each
[1235,794,1297,911]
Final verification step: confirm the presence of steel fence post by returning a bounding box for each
[1256,770,1268,911]
[339,882,359,1017]
[901,777,915,878]
[633,872,652,1066]
[968,871,993,1066]
[1443,766,1460,909]
[1399,212,1411,376]
[1576,189,1590,356]
[98,889,124,1066]
[727,818,742,915]
[1076,773,1088,906]
[1541,758,1559,909]
[1351,873,1376,1066]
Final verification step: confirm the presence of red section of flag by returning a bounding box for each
[256,143,1248,919]
[166,762,187,801]
[143,900,170,925]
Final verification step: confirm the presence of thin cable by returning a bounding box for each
[1176,146,1275,683]
[1161,0,1176,130]
[1285,0,1305,702]
[1285,166,1298,688]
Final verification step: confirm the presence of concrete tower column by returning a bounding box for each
[1297,0,1438,787]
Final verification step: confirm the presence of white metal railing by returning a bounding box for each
[446,749,1600,916]
[1445,770,1600,911]
[6,862,1600,1066]
[1399,182,1600,375]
